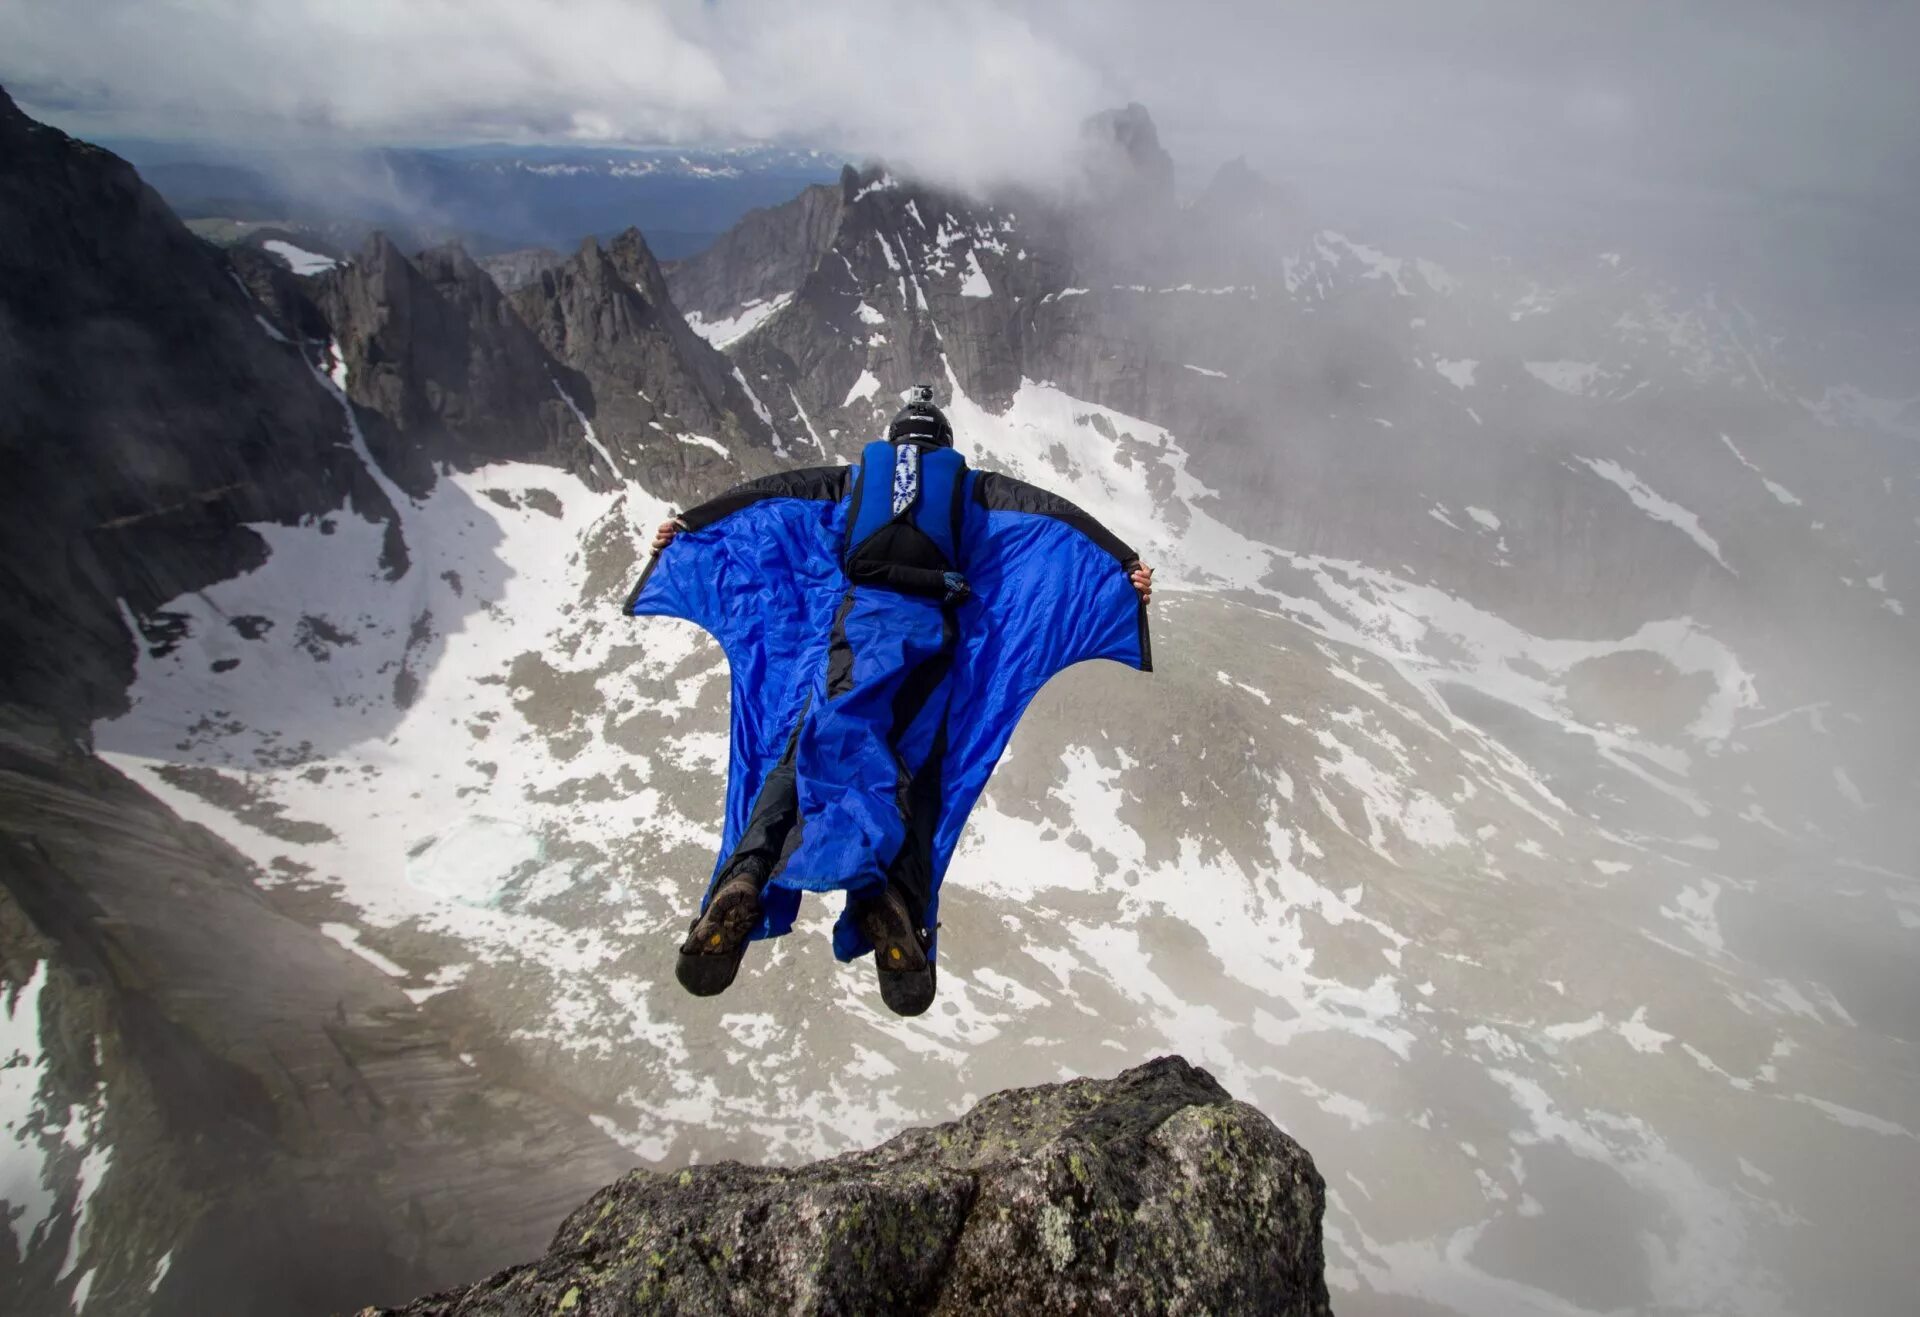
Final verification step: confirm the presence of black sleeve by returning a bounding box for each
[971,470,1140,566]
[676,465,851,531]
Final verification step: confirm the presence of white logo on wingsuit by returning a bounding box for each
[891,441,920,517]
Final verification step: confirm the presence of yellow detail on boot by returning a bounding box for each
[708,933,722,947]
[889,946,902,962]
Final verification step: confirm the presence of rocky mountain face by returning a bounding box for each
[0,80,775,737]
[672,164,1073,423]
[369,1057,1331,1317]
[511,229,774,498]
[667,137,1918,831]
[0,87,360,726]
[663,176,848,335]
[312,234,581,500]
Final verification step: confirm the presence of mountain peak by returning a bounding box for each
[356,229,409,270]
[607,225,671,303]
[1077,101,1175,199]
[1197,153,1293,219]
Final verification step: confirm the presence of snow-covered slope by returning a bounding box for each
[94,356,1918,1315]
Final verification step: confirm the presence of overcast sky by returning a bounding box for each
[6,0,1918,214]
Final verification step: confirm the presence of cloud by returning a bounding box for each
[1045,0,1920,211]
[0,0,1108,190]
[4,0,1918,209]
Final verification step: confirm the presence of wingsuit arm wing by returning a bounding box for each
[672,466,852,532]
[971,470,1145,570]
[623,464,852,879]
[966,471,1152,674]
[623,465,851,638]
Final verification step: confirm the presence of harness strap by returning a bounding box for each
[846,559,971,604]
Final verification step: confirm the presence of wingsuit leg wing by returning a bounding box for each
[910,471,1153,962]
[626,466,850,941]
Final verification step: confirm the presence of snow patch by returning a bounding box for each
[1577,458,1733,573]
[685,292,792,350]
[730,366,774,429]
[261,239,338,276]
[1317,231,1409,295]
[321,923,407,977]
[1832,767,1866,810]
[1,961,58,1254]
[553,378,623,485]
[1525,360,1603,396]
[843,370,881,409]
[958,250,993,298]
[788,387,828,455]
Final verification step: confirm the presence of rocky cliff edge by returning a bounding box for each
[364,1055,1331,1316]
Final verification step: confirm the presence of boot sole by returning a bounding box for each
[675,882,762,997]
[857,900,936,1018]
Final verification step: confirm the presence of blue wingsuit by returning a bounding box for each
[625,438,1151,966]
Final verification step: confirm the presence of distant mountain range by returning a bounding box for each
[101,138,847,259]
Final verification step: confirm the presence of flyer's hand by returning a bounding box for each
[1130,561,1154,605]
[653,517,686,552]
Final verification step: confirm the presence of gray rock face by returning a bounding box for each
[366,1056,1331,1317]
[0,90,789,1315]
[314,235,578,497]
[714,166,1071,444]
[512,229,775,501]
[664,176,847,326]
[0,84,361,727]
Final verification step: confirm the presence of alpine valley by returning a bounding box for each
[2,89,1916,1315]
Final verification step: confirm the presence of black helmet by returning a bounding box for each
[888,384,953,448]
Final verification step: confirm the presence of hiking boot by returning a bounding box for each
[855,886,937,1017]
[675,869,764,997]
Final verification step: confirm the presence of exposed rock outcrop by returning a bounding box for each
[0,84,786,732]
[656,111,1205,457]
[714,165,1070,441]
[365,1056,1332,1317]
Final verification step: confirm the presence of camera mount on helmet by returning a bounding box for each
[887,384,953,448]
